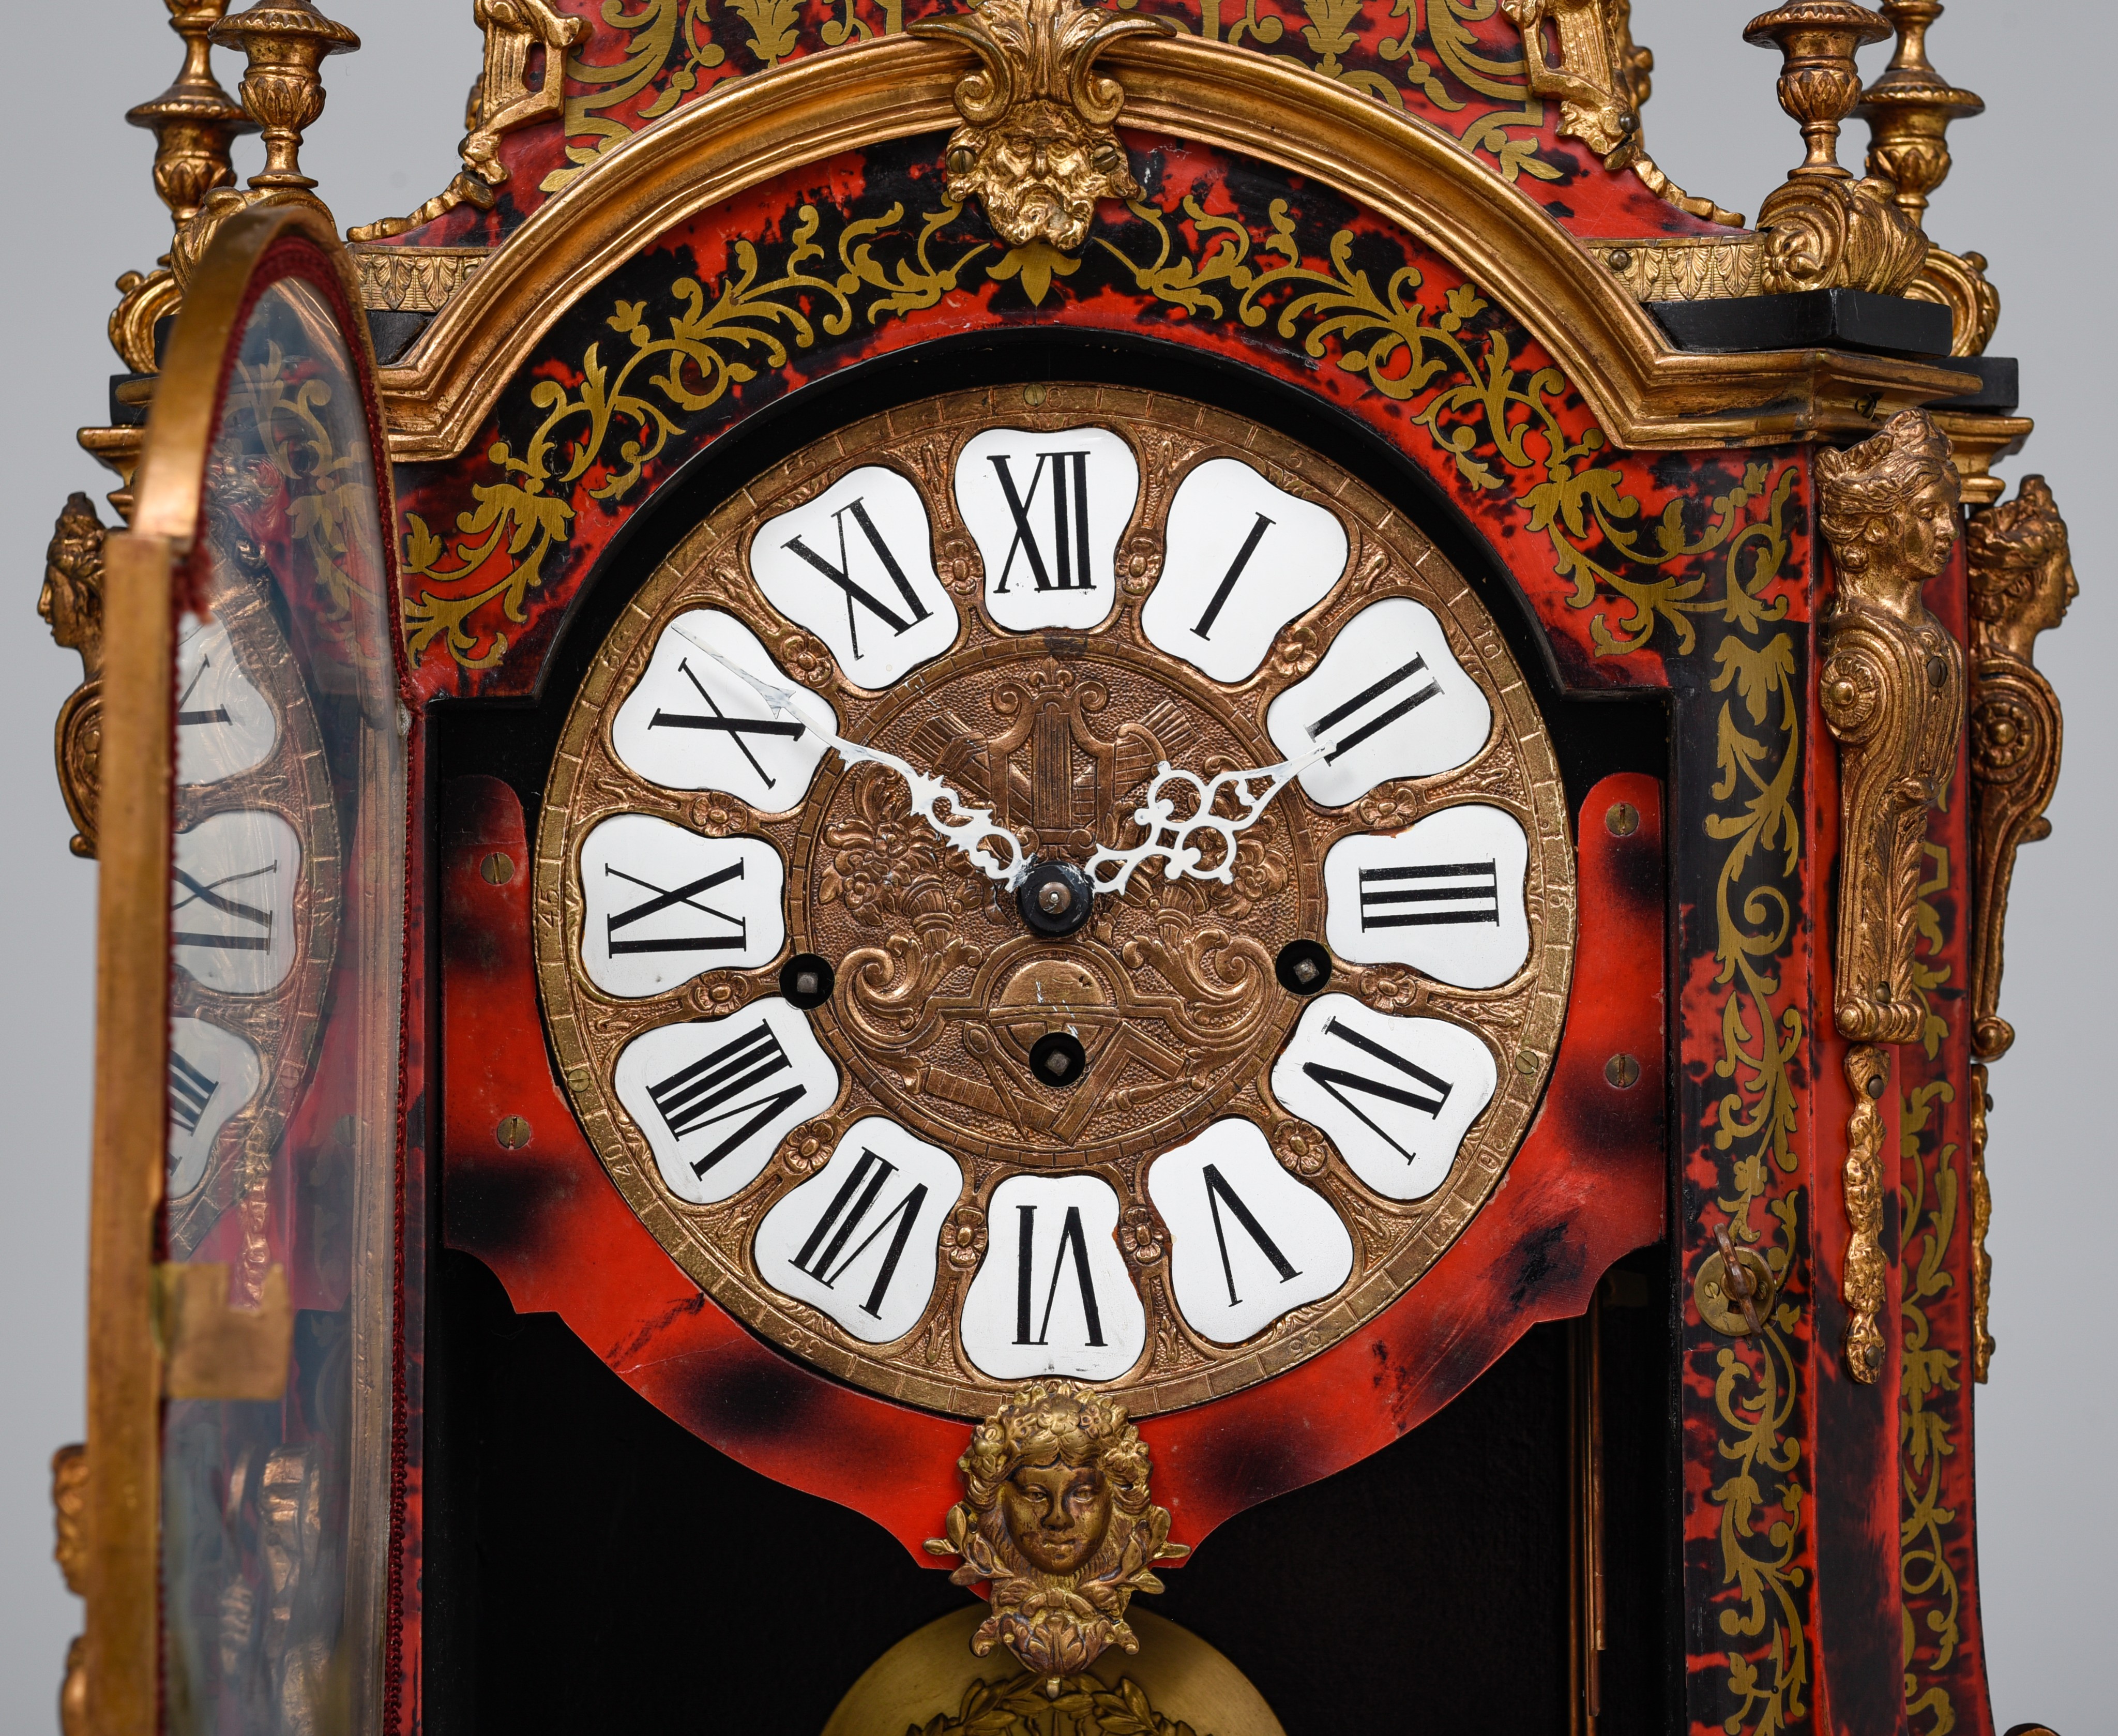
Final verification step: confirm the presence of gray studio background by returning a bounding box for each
[1,3,2106,1728]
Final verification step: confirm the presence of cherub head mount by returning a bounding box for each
[926,1380,1188,1694]
[912,0,1175,253]
[1966,475,2076,664]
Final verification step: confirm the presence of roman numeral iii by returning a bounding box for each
[1357,859,1501,929]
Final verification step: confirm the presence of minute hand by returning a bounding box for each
[673,626,1032,890]
[1081,744,1334,896]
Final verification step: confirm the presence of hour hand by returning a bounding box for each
[675,630,1031,889]
[1082,747,1326,896]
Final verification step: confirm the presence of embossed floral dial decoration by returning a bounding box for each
[535,387,1575,1417]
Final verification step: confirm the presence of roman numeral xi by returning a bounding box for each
[782,498,931,659]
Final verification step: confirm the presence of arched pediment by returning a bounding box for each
[373,33,1974,462]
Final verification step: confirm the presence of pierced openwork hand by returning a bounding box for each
[1082,746,1329,896]
[677,628,1033,889]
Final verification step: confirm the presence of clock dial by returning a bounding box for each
[535,387,1574,1417]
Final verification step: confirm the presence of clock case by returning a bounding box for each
[61,4,2039,1734]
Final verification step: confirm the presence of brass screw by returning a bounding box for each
[1605,1053,1642,1090]
[1604,801,1640,837]
[1023,383,1048,406]
[480,852,514,885]
[496,1115,532,1150]
[1515,1051,1539,1076]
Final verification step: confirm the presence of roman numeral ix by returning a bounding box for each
[990,451,1094,593]
[1357,860,1501,930]
[1309,656,1442,762]
[789,1148,929,1319]
[646,1021,807,1179]
[1201,1163,1299,1307]
[783,497,931,659]
[604,859,748,956]
[1302,1017,1454,1163]
[1013,1204,1106,1346]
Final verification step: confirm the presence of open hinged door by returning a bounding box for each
[83,200,407,1736]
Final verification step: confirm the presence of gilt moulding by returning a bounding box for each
[366,33,1979,464]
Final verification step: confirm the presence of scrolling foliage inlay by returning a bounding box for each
[396,140,1772,689]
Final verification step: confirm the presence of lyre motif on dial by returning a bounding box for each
[534,386,1575,1417]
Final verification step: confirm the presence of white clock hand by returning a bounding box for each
[1082,745,1332,896]
[672,625,1033,890]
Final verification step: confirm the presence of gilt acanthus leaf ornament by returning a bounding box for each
[911,0,1174,252]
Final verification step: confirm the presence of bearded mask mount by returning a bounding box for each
[912,0,1175,252]
[926,1381,1189,1693]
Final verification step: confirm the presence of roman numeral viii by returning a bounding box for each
[1302,1017,1454,1161]
[1358,859,1501,929]
[604,859,748,956]
[647,1021,808,1179]
[789,1148,929,1319]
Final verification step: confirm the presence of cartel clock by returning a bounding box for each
[534,385,1575,1416]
